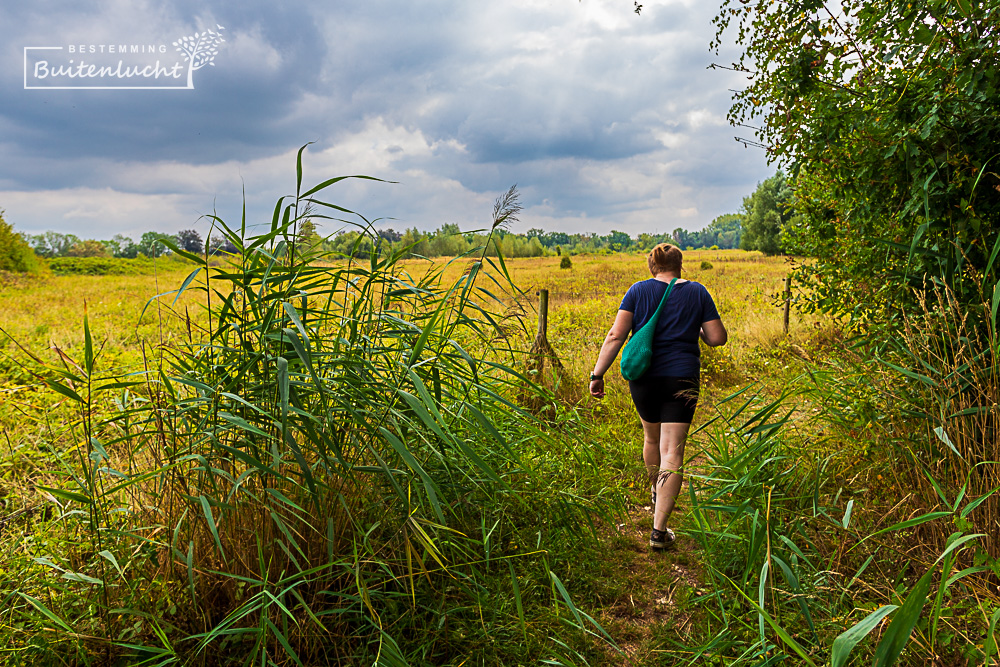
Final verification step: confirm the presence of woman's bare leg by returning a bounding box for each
[641,419,661,502]
[641,420,690,531]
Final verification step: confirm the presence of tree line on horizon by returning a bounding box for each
[0,174,794,272]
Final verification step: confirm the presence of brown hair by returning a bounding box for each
[648,243,682,275]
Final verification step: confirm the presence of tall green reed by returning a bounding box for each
[682,382,999,666]
[7,147,618,665]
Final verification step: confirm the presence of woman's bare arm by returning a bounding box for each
[700,318,727,347]
[590,310,633,397]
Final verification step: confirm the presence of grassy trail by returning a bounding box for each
[488,250,838,665]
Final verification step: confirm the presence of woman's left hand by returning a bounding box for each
[590,377,605,398]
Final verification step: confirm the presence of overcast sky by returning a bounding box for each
[2,0,772,241]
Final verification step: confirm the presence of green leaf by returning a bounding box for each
[159,236,205,264]
[873,567,934,667]
[842,498,854,529]
[46,380,84,403]
[198,495,226,561]
[37,484,91,505]
[379,426,445,524]
[299,174,389,199]
[855,511,952,547]
[83,307,94,375]
[406,299,445,367]
[265,617,304,667]
[94,381,143,392]
[282,301,311,347]
[877,358,938,388]
[507,560,527,643]
[172,267,203,306]
[992,281,1000,337]
[961,484,1000,518]
[984,607,1000,660]
[62,571,104,585]
[276,356,289,428]
[18,593,74,632]
[98,550,125,578]
[984,225,1000,278]
[718,571,819,667]
[934,533,984,564]
[218,412,273,440]
[772,554,815,635]
[265,487,306,514]
[757,560,768,647]
[933,426,965,462]
[831,605,898,667]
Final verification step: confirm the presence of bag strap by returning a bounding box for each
[648,278,678,323]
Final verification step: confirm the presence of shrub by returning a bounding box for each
[67,239,111,258]
[49,256,157,276]
[560,255,572,269]
[701,260,714,270]
[0,214,40,273]
[710,244,719,251]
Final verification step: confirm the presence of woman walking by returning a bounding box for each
[589,244,727,549]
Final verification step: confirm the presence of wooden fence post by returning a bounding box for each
[537,289,549,339]
[521,289,564,409]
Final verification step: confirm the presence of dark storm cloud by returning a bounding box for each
[0,0,773,237]
[0,0,327,168]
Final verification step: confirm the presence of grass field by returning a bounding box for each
[0,248,995,666]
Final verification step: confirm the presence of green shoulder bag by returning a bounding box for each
[620,278,677,381]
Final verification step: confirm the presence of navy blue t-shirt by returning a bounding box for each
[619,279,721,377]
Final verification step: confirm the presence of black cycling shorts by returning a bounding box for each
[627,376,700,424]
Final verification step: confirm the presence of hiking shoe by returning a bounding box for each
[650,527,675,550]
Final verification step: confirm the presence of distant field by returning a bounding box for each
[0,248,821,393]
[0,248,827,505]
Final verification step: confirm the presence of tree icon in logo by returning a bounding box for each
[173,25,225,89]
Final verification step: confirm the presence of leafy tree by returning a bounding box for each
[0,213,39,273]
[377,228,402,243]
[542,232,570,248]
[714,0,1000,317]
[740,172,793,255]
[605,230,631,251]
[430,224,468,257]
[138,231,176,258]
[67,239,111,258]
[702,214,743,249]
[673,228,694,249]
[296,219,320,250]
[399,228,430,257]
[330,230,375,257]
[27,231,80,258]
[176,229,203,253]
[209,235,238,255]
[111,234,139,259]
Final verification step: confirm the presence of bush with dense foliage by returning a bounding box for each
[740,171,795,255]
[0,213,40,273]
[715,0,1000,320]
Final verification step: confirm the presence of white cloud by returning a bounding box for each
[0,187,198,238]
[0,0,773,239]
